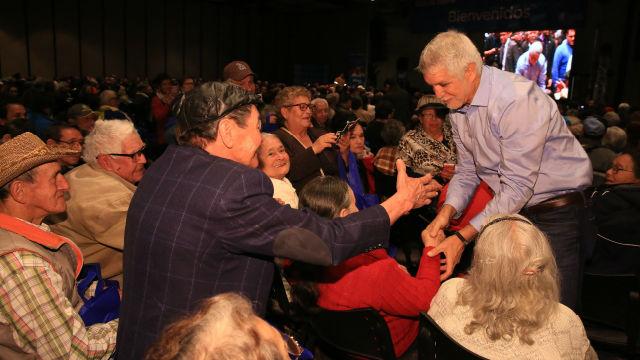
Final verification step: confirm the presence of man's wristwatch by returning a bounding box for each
[453,231,472,246]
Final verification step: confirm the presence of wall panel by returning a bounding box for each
[125,0,146,78]
[200,2,218,79]
[0,1,29,76]
[104,0,126,76]
[79,0,103,76]
[146,0,165,77]
[54,0,80,77]
[183,0,201,77]
[165,0,184,77]
[28,0,55,78]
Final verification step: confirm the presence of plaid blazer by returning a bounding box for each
[116,145,390,359]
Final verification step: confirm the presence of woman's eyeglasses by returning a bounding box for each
[284,103,315,112]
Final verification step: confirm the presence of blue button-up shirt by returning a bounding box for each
[552,39,573,86]
[444,66,592,231]
[516,51,547,89]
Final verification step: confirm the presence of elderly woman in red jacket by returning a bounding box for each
[288,176,441,359]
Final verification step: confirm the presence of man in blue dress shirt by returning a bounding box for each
[419,30,591,310]
[516,41,547,90]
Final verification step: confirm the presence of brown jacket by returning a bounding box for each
[49,163,136,284]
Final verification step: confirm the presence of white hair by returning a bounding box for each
[602,126,627,152]
[529,41,543,54]
[310,98,328,107]
[418,30,483,79]
[82,119,138,165]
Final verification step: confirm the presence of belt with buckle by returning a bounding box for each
[521,191,584,215]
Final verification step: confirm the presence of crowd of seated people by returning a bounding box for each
[1,56,639,359]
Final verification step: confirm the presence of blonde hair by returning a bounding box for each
[145,293,283,360]
[458,214,559,345]
[418,30,483,79]
[274,86,311,113]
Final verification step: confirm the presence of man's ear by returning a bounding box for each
[338,208,350,218]
[46,139,57,146]
[465,63,478,81]
[217,118,235,149]
[9,180,29,204]
[96,154,114,171]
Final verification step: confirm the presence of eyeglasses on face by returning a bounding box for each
[284,103,315,112]
[610,165,632,174]
[57,139,85,146]
[107,144,146,160]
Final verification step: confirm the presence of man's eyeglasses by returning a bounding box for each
[284,103,315,112]
[107,145,146,160]
[610,165,632,174]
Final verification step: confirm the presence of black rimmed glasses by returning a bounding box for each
[284,103,315,112]
[107,144,146,160]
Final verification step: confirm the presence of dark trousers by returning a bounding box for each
[520,200,589,311]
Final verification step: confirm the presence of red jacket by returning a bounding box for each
[316,247,440,357]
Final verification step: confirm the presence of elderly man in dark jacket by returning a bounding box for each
[116,82,441,358]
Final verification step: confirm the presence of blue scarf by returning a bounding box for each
[337,151,380,209]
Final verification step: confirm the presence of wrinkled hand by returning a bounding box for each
[312,133,337,154]
[395,159,442,210]
[427,234,465,280]
[421,227,445,248]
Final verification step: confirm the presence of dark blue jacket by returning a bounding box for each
[116,144,390,359]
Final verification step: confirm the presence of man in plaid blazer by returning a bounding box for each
[116,82,440,358]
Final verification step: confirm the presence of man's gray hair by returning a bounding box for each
[418,30,483,79]
[602,126,627,152]
[529,41,543,54]
[310,98,328,107]
[82,119,137,165]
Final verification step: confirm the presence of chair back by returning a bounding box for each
[311,308,397,360]
[419,312,486,360]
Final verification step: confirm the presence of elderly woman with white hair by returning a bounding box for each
[257,133,298,208]
[49,119,146,284]
[428,214,596,360]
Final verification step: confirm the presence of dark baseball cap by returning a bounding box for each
[222,60,255,82]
